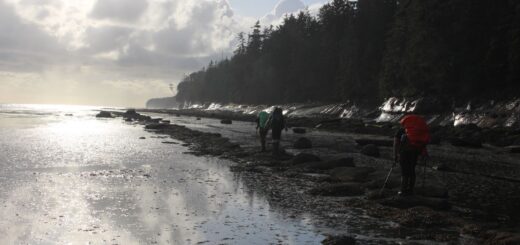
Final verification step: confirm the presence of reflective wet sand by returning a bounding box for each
[0,105,324,244]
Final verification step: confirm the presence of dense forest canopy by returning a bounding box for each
[175,0,520,105]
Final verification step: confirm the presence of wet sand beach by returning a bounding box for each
[0,105,325,244]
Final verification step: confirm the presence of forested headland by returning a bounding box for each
[175,0,520,106]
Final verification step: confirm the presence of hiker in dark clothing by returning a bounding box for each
[256,111,269,152]
[267,107,287,156]
[393,114,430,196]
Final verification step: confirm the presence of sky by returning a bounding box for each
[0,0,327,107]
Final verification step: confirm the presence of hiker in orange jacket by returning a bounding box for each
[393,114,430,196]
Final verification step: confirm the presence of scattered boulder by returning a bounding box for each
[294,137,312,149]
[309,183,364,196]
[145,123,171,130]
[507,146,520,153]
[360,144,380,157]
[220,119,232,124]
[139,137,146,139]
[484,231,520,245]
[394,206,451,228]
[65,114,73,116]
[450,137,482,148]
[292,128,307,134]
[95,111,113,118]
[162,141,178,144]
[355,139,393,147]
[196,117,201,120]
[148,118,162,123]
[330,167,376,182]
[124,109,137,115]
[122,109,140,120]
[378,195,451,211]
[460,224,485,236]
[291,153,321,165]
[321,235,356,245]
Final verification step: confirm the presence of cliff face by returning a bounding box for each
[146,96,179,109]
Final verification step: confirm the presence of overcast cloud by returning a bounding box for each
[0,0,324,107]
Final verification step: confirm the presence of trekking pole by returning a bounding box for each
[379,166,394,196]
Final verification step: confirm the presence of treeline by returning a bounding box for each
[175,0,520,105]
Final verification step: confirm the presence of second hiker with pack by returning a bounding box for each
[256,110,269,152]
[266,107,287,156]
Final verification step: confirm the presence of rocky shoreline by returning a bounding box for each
[98,109,520,244]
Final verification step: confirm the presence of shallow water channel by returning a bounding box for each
[0,105,325,244]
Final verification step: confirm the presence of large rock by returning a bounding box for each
[124,109,137,115]
[291,153,321,165]
[360,144,380,157]
[329,167,375,182]
[507,146,520,153]
[309,183,365,196]
[145,123,171,130]
[220,119,232,124]
[321,235,356,245]
[378,195,451,211]
[394,206,451,228]
[450,137,482,148]
[292,128,307,134]
[95,111,113,118]
[294,137,312,149]
[293,158,355,170]
[148,118,162,123]
[122,109,141,120]
[355,139,393,147]
[484,231,520,245]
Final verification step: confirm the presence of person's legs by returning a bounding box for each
[271,129,281,156]
[259,128,267,151]
[400,148,420,195]
[399,152,411,195]
[408,150,420,194]
[401,148,420,195]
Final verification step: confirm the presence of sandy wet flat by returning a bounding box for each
[0,106,325,244]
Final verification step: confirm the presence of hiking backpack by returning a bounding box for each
[400,114,431,150]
